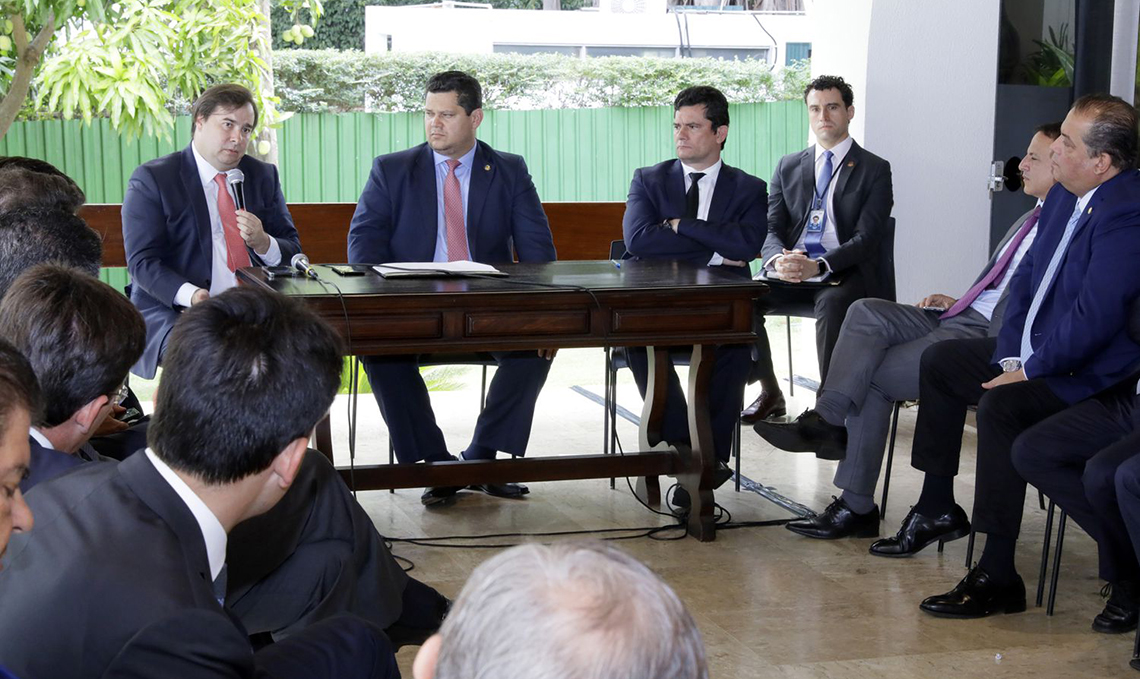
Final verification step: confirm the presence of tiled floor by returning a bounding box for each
[325,347,1133,678]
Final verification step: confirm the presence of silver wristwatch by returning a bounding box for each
[1000,358,1022,373]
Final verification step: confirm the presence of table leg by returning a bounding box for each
[680,343,717,541]
[636,345,671,506]
[314,414,334,463]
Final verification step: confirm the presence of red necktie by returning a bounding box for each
[942,206,1041,319]
[214,173,251,273]
[443,160,470,261]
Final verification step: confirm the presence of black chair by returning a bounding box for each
[604,240,743,492]
[780,217,897,395]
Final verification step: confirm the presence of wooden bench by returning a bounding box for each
[79,202,628,267]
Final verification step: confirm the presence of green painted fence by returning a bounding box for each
[0,101,807,288]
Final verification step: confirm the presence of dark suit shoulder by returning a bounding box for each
[636,158,680,182]
[721,163,767,193]
[130,149,182,183]
[375,143,429,170]
[848,143,892,173]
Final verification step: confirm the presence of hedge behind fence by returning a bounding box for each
[273,50,811,113]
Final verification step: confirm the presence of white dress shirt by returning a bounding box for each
[28,426,52,450]
[174,145,283,307]
[968,200,1042,321]
[145,448,227,581]
[679,159,728,266]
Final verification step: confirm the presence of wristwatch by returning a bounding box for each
[1000,358,1022,373]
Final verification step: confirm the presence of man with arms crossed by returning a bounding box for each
[621,85,766,507]
[755,124,1059,538]
[348,71,557,506]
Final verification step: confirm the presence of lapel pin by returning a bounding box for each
[847,161,855,167]
[484,164,491,171]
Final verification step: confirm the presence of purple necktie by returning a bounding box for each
[941,206,1041,320]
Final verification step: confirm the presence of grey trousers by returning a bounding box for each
[824,299,989,496]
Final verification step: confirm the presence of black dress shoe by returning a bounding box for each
[786,497,880,539]
[740,391,787,424]
[1093,581,1140,634]
[919,566,1026,618]
[468,482,530,499]
[420,486,463,506]
[753,409,847,460]
[672,461,734,510]
[869,504,971,557]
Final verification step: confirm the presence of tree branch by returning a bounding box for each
[0,12,56,141]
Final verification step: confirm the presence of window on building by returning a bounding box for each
[785,42,811,65]
[493,44,581,56]
[688,47,770,62]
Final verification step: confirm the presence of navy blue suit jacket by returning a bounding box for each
[347,141,555,264]
[995,169,1140,404]
[21,435,81,495]
[122,146,301,378]
[622,159,767,275]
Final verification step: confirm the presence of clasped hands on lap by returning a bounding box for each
[770,249,822,282]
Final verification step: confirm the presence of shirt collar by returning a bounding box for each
[679,159,722,184]
[433,144,477,171]
[28,426,52,450]
[145,448,228,581]
[191,142,228,189]
[815,135,855,166]
[1074,184,1100,215]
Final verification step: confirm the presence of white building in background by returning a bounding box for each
[364,2,812,66]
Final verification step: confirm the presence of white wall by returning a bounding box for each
[1111,0,1139,105]
[365,6,812,60]
[810,0,1000,303]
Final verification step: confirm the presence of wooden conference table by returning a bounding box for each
[237,259,767,541]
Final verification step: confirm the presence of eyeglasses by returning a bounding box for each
[112,382,129,407]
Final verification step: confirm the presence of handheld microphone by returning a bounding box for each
[225,169,246,211]
[291,253,319,279]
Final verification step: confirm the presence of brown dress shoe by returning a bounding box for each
[740,391,787,424]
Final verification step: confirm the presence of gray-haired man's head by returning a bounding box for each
[414,541,708,679]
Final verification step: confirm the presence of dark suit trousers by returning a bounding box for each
[626,344,751,463]
[362,351,552,462]
[255,615,399,679]
[911,337,1067,538]
[1013,388,1140,583]
[749,270,866,388]
[1114,452,1140,584]
[227,451,411,636]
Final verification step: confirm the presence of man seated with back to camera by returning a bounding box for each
[412,541,708,679]
[0,281,406,678]
[0,251,448,652]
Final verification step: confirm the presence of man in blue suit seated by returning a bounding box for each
[621,85,766,508]
[348,70,558,507]
[870,94,1140,620]
[0,340,38,679]
[122,83,301,379]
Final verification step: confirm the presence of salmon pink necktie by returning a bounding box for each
[443,159,470,261]
[214,173,251,272]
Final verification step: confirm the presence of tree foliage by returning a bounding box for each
[274,49,811,112]
[0,0,321,142]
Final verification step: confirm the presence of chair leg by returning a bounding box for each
[479,365,488,413]
[1133,618,1140,661]
[1037,499,1056,607]
[1047,510,1068,616]
[606,348,616,490]
[388,440,395,494]
[965,530,976,567]
[1038,489,1046,511]
[880,402,901,516]
[786,316,794,396]
[734,413,742,492]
